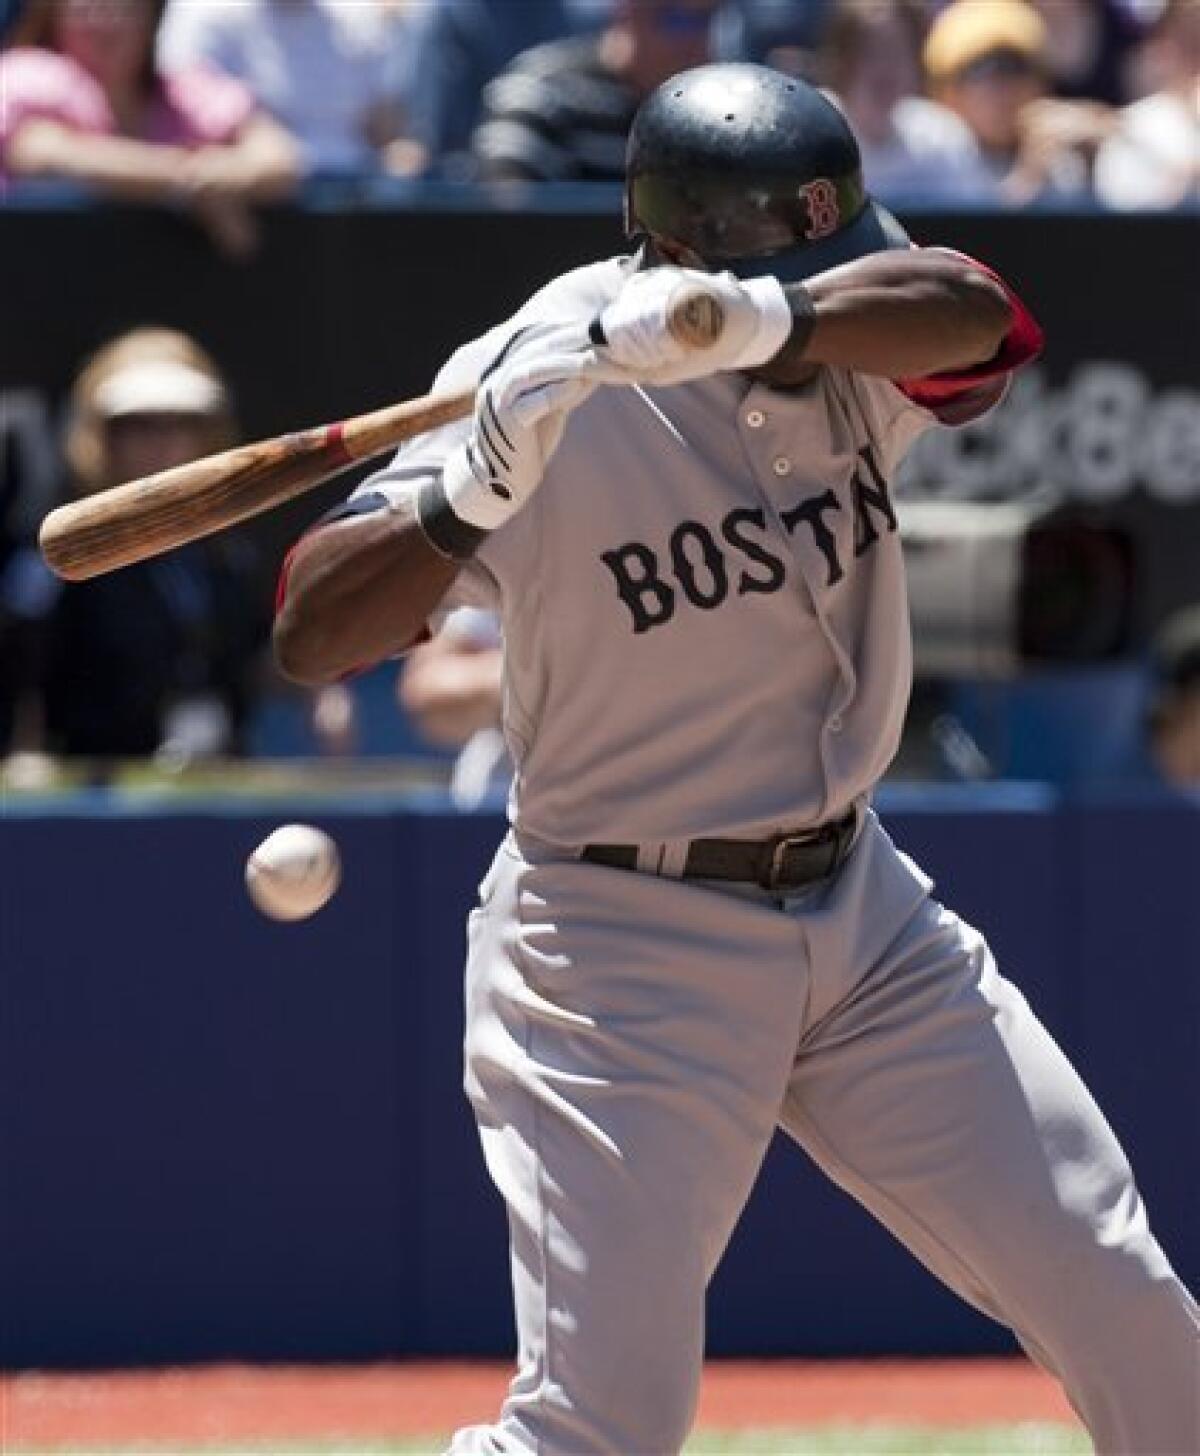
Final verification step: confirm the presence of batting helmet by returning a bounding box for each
[625,63,909,283]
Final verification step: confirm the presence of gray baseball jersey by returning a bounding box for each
[360,258,931,848]
[348,259,1199,1456]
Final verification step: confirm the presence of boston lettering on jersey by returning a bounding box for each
[601,446,897,634]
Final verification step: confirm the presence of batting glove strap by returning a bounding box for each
[416,475,489,560]
[726,275,795,370]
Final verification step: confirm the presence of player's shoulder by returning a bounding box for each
[433,256,633,390]
[817,366,945,468]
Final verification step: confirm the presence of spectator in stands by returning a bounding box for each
[404,0,612,178]
[0,0,299,257]
[1094,0,1199,209]
[819,0,995,202]
[924,0,1099,204]
[158,0,423,177]
[714,0,831,78]
[0,411,56,760]
[472,0,719,183]
[398,608,509,809]
[41,329,264,763]
[1145,606,1200,788]
[1031,0,1143,107]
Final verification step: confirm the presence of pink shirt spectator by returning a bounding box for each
[0,47,256,172]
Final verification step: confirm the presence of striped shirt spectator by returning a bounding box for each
[472,0,717,184]
[473,34,637,182]
[405,0,611,177]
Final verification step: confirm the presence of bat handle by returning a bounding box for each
[665,282,726,350]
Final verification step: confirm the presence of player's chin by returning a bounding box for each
[743,356,820,392]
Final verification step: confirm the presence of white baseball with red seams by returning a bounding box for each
[245,823,340,921]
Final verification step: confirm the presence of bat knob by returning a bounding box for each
[666,285,726,350]
[39,506,86,581]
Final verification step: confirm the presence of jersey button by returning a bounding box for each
[828,715,844,733]
[746,409,766,429]
[772,456,792,476]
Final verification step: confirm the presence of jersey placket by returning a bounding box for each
[738,381,859,823]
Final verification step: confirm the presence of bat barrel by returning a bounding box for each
[38,388,476,581]
[38,430,338,581]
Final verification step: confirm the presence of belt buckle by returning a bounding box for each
[761,832,813,892]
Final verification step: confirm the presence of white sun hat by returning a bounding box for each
[93,361,226,419]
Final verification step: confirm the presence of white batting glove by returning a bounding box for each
[442,326,601,531]
[593,266,794,386]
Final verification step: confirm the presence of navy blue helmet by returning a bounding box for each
[625,64,908,284]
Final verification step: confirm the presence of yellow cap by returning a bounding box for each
[924,0,1047,81]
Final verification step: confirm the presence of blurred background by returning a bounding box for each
[1,0,1196,1379]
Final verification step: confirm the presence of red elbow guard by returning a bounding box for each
[898,251,1044,418]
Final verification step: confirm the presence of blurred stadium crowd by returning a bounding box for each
[1,0,1196,212]
[0,0,1196,790]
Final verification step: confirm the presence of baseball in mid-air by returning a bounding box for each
[245,823,341,921]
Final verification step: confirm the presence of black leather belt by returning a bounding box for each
[582,811,857,893]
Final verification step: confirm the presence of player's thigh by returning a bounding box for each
[779,898,1177,1330]
[467,846,805,1274]
[465,844,807,1444]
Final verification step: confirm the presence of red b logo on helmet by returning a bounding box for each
[800,179,840,240]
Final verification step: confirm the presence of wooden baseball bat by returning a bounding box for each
[38,284,726,582]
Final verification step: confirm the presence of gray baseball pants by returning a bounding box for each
[448,815,1199,1455]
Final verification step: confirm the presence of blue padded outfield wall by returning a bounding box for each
[1,787,1196,1369]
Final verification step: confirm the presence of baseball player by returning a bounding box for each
[275,64,1199,1456]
